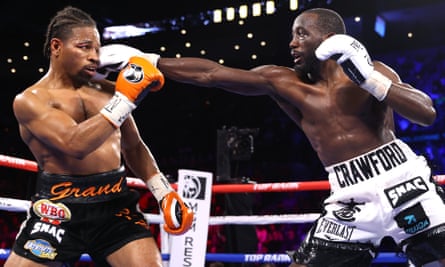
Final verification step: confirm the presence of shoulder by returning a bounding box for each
[14,85,48,106]
[13,85,50,122]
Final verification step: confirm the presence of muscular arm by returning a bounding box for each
[120,115,160,181]
[377,62,436,126]
[158,57,275,95]
[13,89,116,159]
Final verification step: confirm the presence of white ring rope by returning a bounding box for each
[0,197,31,212]
[0,196,319,225]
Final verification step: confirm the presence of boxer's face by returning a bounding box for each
[55,26,101,82]
[290,13,324,74]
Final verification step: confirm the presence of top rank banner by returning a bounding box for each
[168,169,213,267]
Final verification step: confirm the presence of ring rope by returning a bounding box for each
[0,154,419,264]
[0,196,320,224]
[2,154,444,193]
[0,249,408,263]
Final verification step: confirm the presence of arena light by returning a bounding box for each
[239,5,248,19]
[226,7,235,21]
[290,0,298,11]
[252,2,262,17]
[266,1,275,15]
[213,9,223,23]
[374,15,386,37]
[102,25,162,40]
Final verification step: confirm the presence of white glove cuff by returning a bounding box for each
[144,53,161,67]
[100,92,136,127]
[146,172,174,201]
[361,70,392,101]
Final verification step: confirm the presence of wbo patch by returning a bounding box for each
[394,202,430,235]
[33,199,71,224]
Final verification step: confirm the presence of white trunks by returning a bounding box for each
[319,139,445,248]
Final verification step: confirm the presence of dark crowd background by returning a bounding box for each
[1,0,445,266]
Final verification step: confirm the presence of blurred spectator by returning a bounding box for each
[256,225,269,253]
[209,262,225,267]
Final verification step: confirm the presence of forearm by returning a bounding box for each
[158,57,272,96]
[123,138,194,235]
[120,117,161,180]
[158,57,220,86]
[385,83,436,126]
[122,141,161,181]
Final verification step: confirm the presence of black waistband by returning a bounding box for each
[35,166,128,203]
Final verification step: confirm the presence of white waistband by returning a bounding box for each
[325,139,418,190]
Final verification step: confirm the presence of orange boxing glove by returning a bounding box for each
[161,191,194,235]
[115,56,164,103]
[147,173,194,235]
[100,56,165,127]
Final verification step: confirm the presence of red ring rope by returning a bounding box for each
[1,154,444,193]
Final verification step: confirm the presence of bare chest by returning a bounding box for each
[48,88,109,122]
[302,82,370,122]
